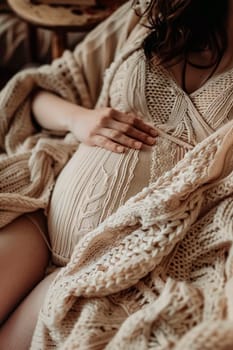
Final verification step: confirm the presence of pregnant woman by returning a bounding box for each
[0,0,233,348]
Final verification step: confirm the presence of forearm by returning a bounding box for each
[32,90,87,132]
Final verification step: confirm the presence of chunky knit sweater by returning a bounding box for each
[1,1,233,349]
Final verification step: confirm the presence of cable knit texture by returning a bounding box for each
[1,1,233,349]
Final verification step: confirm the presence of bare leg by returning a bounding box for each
[0,211,50,324]
[0,270,59,350]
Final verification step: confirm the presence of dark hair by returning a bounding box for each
[133,0,229,66]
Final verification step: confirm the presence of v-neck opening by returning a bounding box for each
[142,52,233,142]
[158,61,233,98]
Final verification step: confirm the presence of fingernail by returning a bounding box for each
[147,137,156,144]
[150,129,157,136]
[134,141,142,149]
[117,145,124,152]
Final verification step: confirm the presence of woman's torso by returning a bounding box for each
[48,49,233,266]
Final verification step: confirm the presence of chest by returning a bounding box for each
[109,50,233,144]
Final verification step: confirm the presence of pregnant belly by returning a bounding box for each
[48,143,152,265]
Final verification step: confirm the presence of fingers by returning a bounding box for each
[112,111,157,138]
[99,128,143,150]
[91,135,125,153]
[107,120,156,146]
[88,108,158,153]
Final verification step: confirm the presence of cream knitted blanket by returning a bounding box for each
[0,2,233,349]
[31,120,233,350]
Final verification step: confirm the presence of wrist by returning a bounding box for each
[66,107,77,133]
[66,105,91,133]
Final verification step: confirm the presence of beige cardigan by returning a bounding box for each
[1,2,233,349]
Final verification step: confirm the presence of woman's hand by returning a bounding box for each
[68,107,157,153]
[32,91,157,153]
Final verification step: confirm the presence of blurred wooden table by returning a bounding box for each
[7,0,126,60]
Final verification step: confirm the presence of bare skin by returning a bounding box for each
[0,211,50,325]
[0,270,59,350]
[168,45,233,95]
[168,4,233,95]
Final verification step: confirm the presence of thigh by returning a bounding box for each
[0,269,59,350]
[0,211,50,324]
